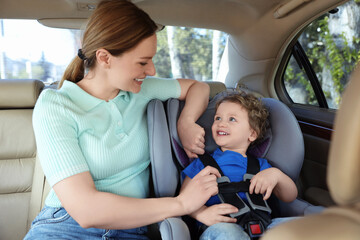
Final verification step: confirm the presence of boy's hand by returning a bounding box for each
[192,204,238,226]
[249,167,281,200]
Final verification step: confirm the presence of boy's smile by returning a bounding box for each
[212,101,257,155]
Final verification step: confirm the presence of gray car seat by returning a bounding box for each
[147,99,191,240]
[146,90,323,239]
[169,90,324,214]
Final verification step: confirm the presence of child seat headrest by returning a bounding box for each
[167,89,304,181]
[168,90,272,165]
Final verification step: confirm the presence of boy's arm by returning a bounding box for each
[271,168,298,202]
[181,176,238,226]
[249,167,298,202]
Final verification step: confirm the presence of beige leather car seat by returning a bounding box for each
[261,65,360,240]
[0,79,45,240]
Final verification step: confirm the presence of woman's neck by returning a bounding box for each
[77,74,120,101]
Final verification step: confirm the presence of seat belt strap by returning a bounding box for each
[216,175,251,218]
[218,181,250,193]
[198,153,272,214]
[246,153,260,175]
[198,152,259,176]
[244,154,272,213]
[198,153,272,240]
[198,152,224,175]
[199,153,251,218]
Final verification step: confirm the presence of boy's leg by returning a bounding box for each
[267,217,301,229]
[200,222,250,240]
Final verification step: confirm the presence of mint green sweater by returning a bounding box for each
[33,78,180,207]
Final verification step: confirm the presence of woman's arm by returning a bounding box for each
[177,78,210,158]
[54,166,220,229]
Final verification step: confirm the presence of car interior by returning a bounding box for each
[262,62,360,240]
[0,0,359,239]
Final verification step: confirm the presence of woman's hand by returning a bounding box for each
[191,204,238,226]
[176,78,210,158]
[177,119,205,158]
[179,168,221,215]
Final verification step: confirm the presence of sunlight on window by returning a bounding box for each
[154,26,227,81]
[0,19,80,84]
[0,20,227,84]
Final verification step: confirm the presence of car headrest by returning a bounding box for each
[0,79,44,108]
[203,81,227,98]
[328,65,360,206]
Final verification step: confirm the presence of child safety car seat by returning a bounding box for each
[146,88,324,240]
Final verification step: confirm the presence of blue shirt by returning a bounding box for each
[182,148,272,206]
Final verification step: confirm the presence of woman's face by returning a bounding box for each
[107,34,157,93]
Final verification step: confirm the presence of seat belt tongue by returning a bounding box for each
[217,176,231,184]
[243,174,272,214]
[216,176,252,218]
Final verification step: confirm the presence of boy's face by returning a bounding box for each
[212,101,257,153]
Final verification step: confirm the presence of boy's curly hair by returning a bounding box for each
[215,92,269,144]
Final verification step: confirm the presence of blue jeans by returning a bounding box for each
[24,206,149,240]
[199,217,300,240]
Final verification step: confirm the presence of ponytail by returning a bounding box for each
[59,56,85,88]
[59,0,157,89]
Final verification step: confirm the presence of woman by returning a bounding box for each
[25,0,219,239]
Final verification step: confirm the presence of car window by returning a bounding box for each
[283,1,360,109]
[0,20,227,84]
[154,26,228,81]
[0,19,81,85]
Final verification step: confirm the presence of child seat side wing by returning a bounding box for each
[147,99,191,240]
[147,99,178,197]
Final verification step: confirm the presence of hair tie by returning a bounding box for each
[77,49,87,61]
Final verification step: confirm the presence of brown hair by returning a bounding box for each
[215,92,269,143]
[60,0,158,88]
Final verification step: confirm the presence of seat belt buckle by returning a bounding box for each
[245,221,265,239]
[243,174,272,214]
[216,176,251,218]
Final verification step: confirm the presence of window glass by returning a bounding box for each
[154,26,228,81]
[0,20,227,85]
[284,0,360,109]
[0,19,81,85]
[284,55,319,106]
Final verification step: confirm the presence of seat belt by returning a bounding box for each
[199,153,272,239]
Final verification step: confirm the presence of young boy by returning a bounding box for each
[181,93,298,240]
